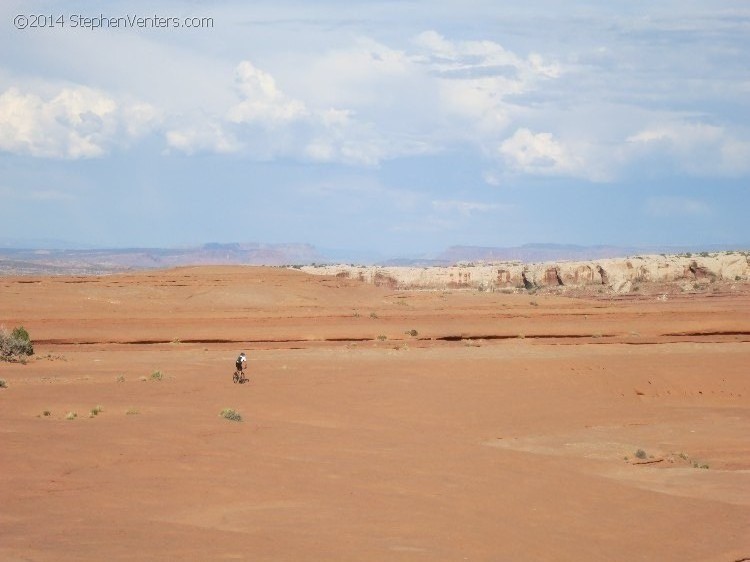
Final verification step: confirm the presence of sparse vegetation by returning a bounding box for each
[116,374,125,383]
[406,329,418,337]
[635,448,647,460]
[0,378,7,389]
[42,410,51,416]
[150,370,164,381]
[369,312,378,319]
[65,411,77,420]
[126,407,139,415]
[89,405,104,417]
[0,325,34,362]
[377,334,387,341]
[220,408,242,422]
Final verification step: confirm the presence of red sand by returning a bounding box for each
[1,267,749,561]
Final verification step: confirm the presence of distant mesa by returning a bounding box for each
[0,242,748,292]
[301,251,750,295]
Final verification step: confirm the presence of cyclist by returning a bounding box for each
[235,352,247,374]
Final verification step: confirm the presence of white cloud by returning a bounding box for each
[227,61,309,126]
[296,37,415,110]
[499,128,583,176]
[413,30,561,138]
[0,86,158,159]
[627,121,750,176]
[165,122,239,155]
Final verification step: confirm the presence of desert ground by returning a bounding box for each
[1,266,749,561]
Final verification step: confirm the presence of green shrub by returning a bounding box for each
[0,325,34,362]
[220,408,242,422]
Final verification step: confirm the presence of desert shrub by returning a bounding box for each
[220,408,242,422]
[89,405,103,417]
[65,411,77,420]
[635,449,647,459]
[377,334,387,341]
[116,375,125,383]
[369,312,378,319]
[126,407,139,415]
[150,370,163,381]
[0,378,7,388]
[406,329,418,337]
[0,325,34,362]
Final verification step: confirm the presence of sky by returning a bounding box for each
[1,0,749,259]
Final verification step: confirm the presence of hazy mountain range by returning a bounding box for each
[1,241,748,275]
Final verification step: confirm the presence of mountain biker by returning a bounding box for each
[235,352,247,373]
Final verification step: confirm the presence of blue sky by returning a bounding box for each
[1,0,749,258]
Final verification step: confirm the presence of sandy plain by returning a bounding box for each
[1,266,749,561]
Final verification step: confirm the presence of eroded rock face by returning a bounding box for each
[496,269,513,287]
[564,265,596,285]
[596,265,609,285]
[298,252,750,293]
[687,261,713,280]
[522,271,535,290]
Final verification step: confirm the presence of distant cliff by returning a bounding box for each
[298,252,750,294]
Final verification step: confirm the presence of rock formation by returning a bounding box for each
[297,252,750,294]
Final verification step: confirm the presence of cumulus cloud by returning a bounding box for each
[499,128,584,176]
[0,86,158,159]
[211,59,428,165]
[412,30,561,137]
[165,122,239,155]
[227,61,309,126]
[627,121,750,176]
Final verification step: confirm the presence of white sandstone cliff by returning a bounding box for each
[297,252,750,293]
